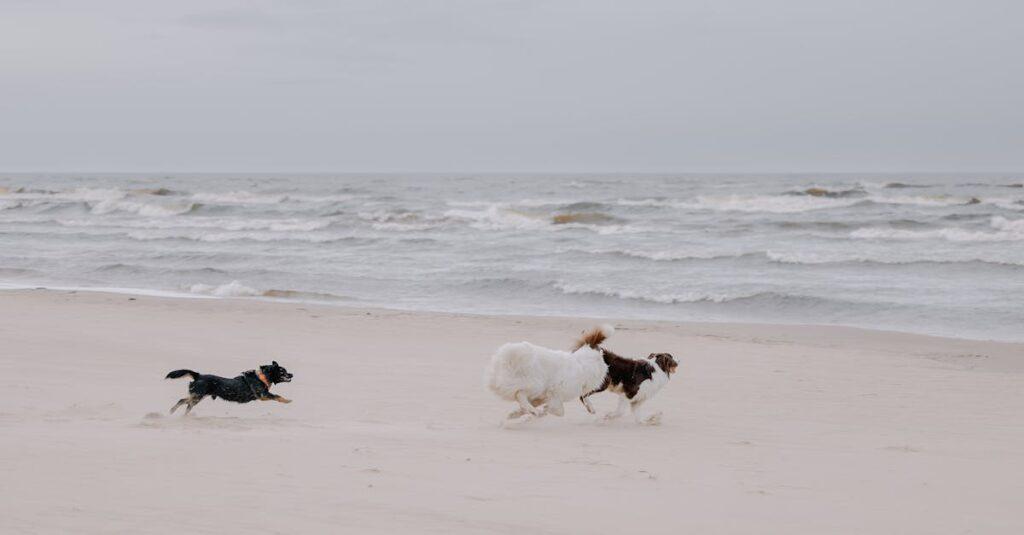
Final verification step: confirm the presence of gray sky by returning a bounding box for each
[1,0,1021,173]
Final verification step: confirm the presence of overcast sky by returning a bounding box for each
[1,0,1021,173]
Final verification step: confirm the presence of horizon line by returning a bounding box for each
[2,170,1023,176]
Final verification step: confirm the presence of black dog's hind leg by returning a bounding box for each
[182,394,205,415]
[169,397,191,415]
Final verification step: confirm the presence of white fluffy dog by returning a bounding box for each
[485,325,612,420]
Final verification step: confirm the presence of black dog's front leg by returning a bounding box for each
[261,393,292,404]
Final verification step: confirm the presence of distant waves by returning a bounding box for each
[1,174,1023,341]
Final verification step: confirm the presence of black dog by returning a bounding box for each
[166,361,294,415]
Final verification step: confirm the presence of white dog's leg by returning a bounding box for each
[631,399,662,425]
[515,391,541,417]
[545,399,565,417]
[506,407,528,419]
[604,395,629,420]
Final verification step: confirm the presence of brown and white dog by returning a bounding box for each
[577,331,678,425]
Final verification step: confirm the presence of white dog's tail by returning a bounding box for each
[573,324,614,350]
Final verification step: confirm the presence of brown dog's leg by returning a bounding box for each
[579,380,608,414]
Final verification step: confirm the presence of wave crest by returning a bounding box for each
[850,217,1024,242]
[186,280,349,301]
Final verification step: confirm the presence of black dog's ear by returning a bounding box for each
[272,360,279,367]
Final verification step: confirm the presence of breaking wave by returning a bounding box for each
[791,186,867,198]
[570,248,749,262]
[850,217,1024,242]
[573,247,1024,268]
[186,280,349,301]
[89,199,198,217]
[553,281,744,304]
[126,230,356,243]
[551,282,859,311]
[443,204,639,234]
[687,195,865,213]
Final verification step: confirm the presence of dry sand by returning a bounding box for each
[1,289,1022,534]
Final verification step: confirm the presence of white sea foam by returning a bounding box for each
[56,187,127,202]
[765,251,836,264]
[850,218,1024,242]
[187,280,261,297]
[444,205,553,231]
[688,195,863,213]
[126,230,349,243]
[991,216,1024,233]
[615,198,681,208]
[443,205,642,234]
[190,191,287,205]
[871,195,975,207]
[371,221,444,232]
[553,281,740,304]
[575,248,744,261]
[358,209,448,232]
[991,199,1024,211]
[0,187,125,202]
[285,193,354,203]
[763,250,1024,267]
[190,191,354,205]
[60,217,332,232]
[89,199,196,217]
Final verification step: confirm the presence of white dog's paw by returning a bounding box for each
[506,411,525,421]
[639,412,663,426]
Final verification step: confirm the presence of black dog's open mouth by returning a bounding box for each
[280,375,293,382]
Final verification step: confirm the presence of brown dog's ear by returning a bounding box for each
[654,353,677,374]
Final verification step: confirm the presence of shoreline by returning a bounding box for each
[1,288,1021,533]
[2,282,1020,346]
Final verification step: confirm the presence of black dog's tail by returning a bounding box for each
[166,369,200,381]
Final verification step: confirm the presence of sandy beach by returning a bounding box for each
[0,289,1019,533]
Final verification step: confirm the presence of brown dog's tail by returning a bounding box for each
[573,324,615,350]
[165,369,200,381]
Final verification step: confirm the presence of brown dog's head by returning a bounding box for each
[648,353,678,375]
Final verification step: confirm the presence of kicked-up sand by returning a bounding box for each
[1,289,1022,534]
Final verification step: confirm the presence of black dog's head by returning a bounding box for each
[260,361,293,384]
[648,353,678,375]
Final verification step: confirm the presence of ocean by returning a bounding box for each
[1,173,1022,341]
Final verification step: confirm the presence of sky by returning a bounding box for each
[1,0,1021,173]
